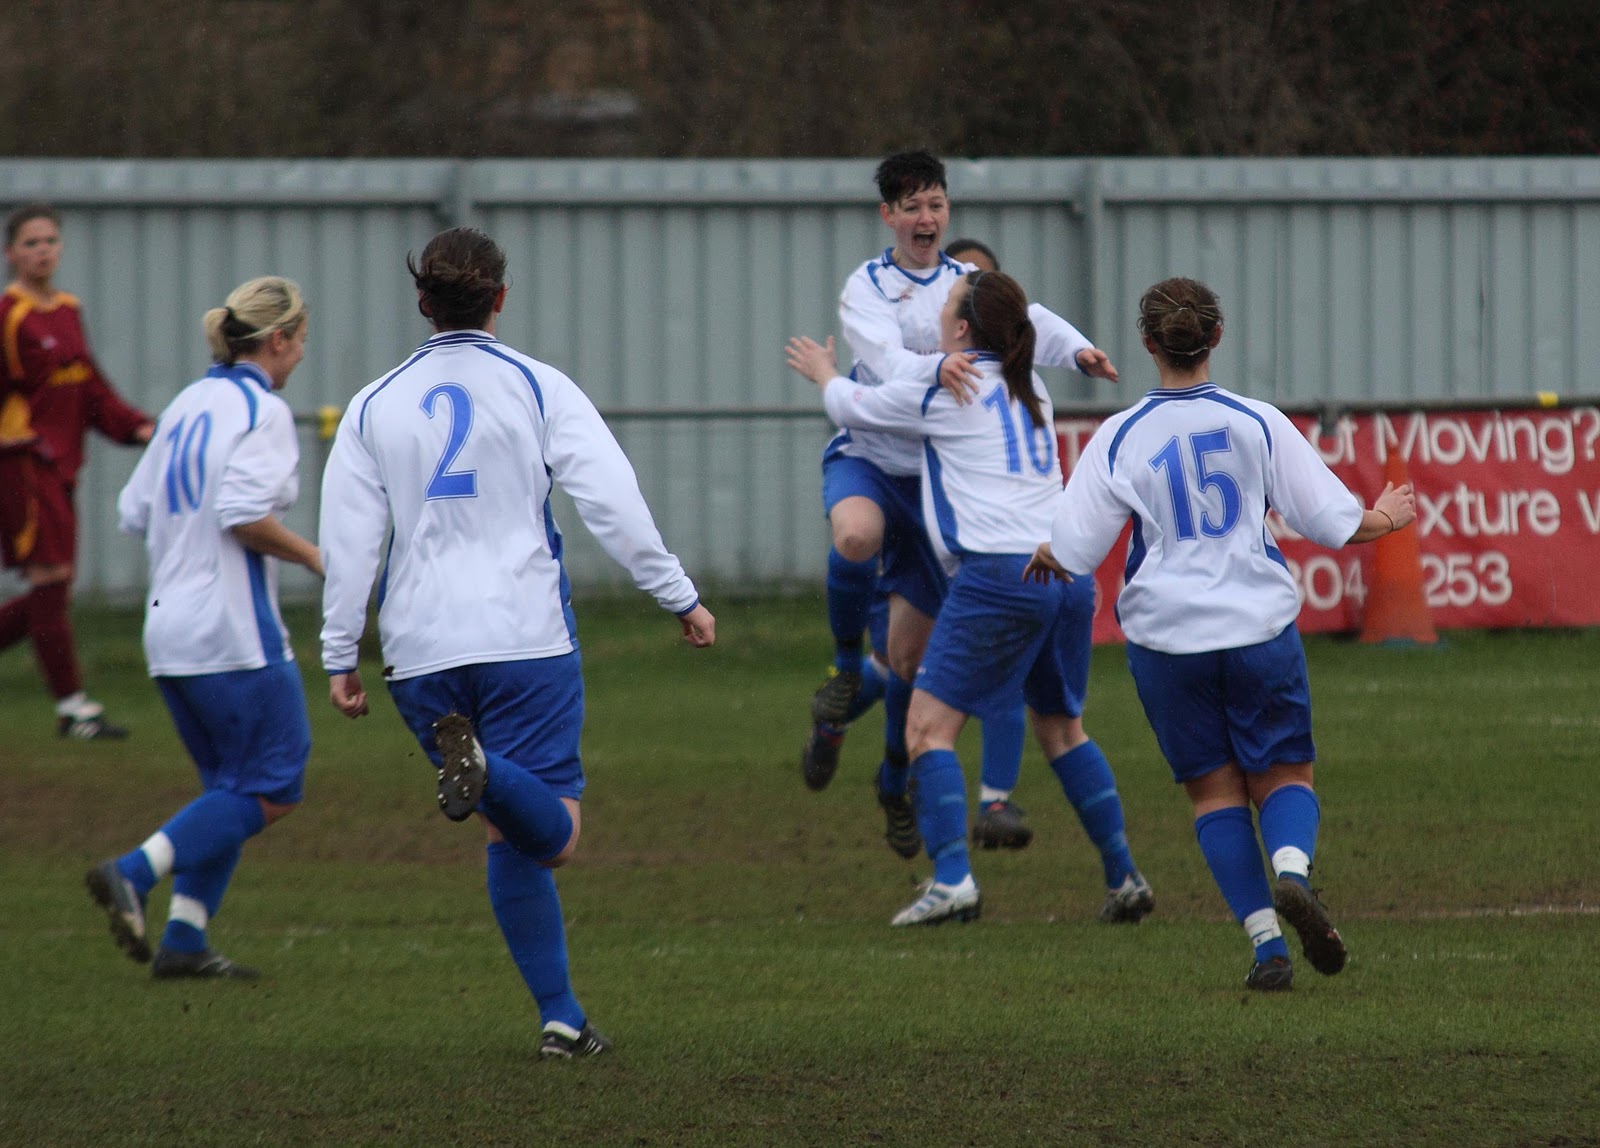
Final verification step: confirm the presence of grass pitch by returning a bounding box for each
[1,598,1597,1146]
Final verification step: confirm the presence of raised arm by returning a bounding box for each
[786,335,931,437]
[1030,303,1118,382]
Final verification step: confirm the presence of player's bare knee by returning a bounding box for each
[259,798,298,827]
[833,529,880,563]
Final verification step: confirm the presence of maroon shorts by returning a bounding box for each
[0,453,76,569]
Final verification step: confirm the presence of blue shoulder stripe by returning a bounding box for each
[1199,392,1273,454]
[226,376,258,431]
[359,346,436,434]
[474,343,545,417]
[921,384,942,415]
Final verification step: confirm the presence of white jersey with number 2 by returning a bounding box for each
[1050,382,1363,655]
[319,329,699,681]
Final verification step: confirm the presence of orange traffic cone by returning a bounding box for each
[1360,451,1438,645]
[1363,450,1440,645]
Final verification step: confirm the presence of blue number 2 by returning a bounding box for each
[421,383,478,500]
[1147,428,1242,540]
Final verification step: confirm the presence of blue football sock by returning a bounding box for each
[1258,784,1321,886]
[479,753,574,863]
[1195,805,1287,961]
[882,671,911,765]
[163,842,244,953]
[843,656,887,723]
[877,749,910,799]
[153,791,265,875]
[115,850,158,899]
[826,549,877,673]
[910,749,972,886]
[979,706,1026,794]
[1049,741,1137,887]
[486,842,584,1031]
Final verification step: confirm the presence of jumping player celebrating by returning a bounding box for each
[789,270,1150,927]
[808,151,1119,861]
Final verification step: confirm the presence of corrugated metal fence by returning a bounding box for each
[3,157,1597,598]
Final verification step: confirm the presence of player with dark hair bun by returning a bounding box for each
[321,227,716,1060]
[1032,275,1417,989]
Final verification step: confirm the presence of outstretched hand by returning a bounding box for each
[679,604,717,648]
[785,336,839,386]
[1022,541,1072,584]
[1075,347,1119,382]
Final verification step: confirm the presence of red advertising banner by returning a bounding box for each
[1055,404,1600,643]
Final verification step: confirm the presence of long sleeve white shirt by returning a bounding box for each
[319,330,698,680]
[833,248,1095,477]
[117,362,299,676]
[1049,382,1364,654]
[821,355,1062,572]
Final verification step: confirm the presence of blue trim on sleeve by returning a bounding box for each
[921,384,942,415]
[673,597,700,617]
[326,667,357,676]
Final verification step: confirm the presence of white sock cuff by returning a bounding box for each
[167,893,209,931]
[140,832,176,879]
[55,691,101,719]
[1272,846,1312,879]
[978,786,1011,805]
[1244,906,1283,948]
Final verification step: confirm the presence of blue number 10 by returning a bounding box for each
[1147,428,1242,540]
[421,383,478,500]
[982,383,1054,476]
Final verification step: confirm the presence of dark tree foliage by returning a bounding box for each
[0,0,1594,157]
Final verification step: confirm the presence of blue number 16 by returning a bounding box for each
[1147,428,1242,540]
[421,383,478,500]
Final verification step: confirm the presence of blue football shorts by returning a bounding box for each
[386,652,587,801]
[1125,623,1316,782]
[156,661,311,806]
[914,553,1094,721]
[821,451,946,619]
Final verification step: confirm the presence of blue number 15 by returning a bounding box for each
[1147,428,1242,539]
[421,383,478,500]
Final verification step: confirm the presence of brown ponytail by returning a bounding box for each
[959,270,1044,429]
